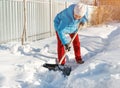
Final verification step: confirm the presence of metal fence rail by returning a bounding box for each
[0,0,67,43]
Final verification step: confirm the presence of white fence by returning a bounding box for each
[0,0,69,43]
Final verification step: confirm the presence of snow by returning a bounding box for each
[0,22,120,88]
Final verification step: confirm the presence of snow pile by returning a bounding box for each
[0,23,120,88]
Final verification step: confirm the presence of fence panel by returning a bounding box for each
[0,0,23,43]
[0,0,67,44]
[26,0,51,41]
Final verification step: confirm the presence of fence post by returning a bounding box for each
[49,0,52,36]
[65,1,67,8]
[21,0,27,45]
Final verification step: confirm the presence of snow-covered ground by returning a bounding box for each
[0,22,120,88]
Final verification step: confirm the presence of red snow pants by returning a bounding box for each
[56,32,82,65]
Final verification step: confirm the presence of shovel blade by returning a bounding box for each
[43,63,71,76]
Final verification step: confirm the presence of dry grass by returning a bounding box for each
[98,0,120,6]
[79,0,120,25]
[90,0,120,25]
[90,6,120,25]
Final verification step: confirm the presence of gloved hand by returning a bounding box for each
[79,22,85,26]
[65,43,71,51]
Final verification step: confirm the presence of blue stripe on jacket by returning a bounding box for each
[54,4,88,45]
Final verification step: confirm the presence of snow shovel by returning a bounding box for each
[43,26,83,76]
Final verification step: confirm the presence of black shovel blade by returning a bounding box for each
[43,63,71,76]
[43,63,58,71]
[59,65,72,76]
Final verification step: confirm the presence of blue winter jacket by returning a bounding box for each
[54,4,88,45]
